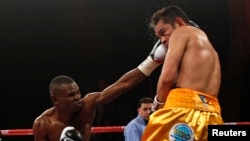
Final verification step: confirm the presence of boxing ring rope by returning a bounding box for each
[0,126,126,136]
[1,122,250,136]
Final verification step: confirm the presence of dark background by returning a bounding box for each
[0,0,249,140]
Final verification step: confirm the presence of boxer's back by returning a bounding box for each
[176,26,221,96]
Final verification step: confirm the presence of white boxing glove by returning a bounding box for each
[60,126,83,141]
[150,39,168,63]
[138,40,168,76]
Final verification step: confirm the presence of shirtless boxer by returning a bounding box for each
[142,6,224,141]
[32,40,167,141]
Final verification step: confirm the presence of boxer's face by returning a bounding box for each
[154,19,175,46]
[56,82,82,113]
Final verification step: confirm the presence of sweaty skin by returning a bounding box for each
[32,69,147,141]
[156,18,221,102]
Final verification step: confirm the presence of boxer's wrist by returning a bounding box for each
[138,56,159,76]
[154,95,165,105]
[151,95,165,112]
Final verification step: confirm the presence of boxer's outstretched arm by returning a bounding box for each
[96,68,146,105]
[93,40,167,106]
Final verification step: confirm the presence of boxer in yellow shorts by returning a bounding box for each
[142,88,224,141]
[142,5,224,141]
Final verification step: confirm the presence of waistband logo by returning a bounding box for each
[199,94,210,108]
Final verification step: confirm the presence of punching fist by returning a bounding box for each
[138,40,167,76]
[150,39,168,64]
[60,126,83,141]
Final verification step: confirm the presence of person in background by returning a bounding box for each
[124,97,153,141]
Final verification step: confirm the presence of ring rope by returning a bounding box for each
[0,126,125,136]
[1,122,250,136]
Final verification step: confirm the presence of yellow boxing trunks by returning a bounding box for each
[142,88,224,141]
